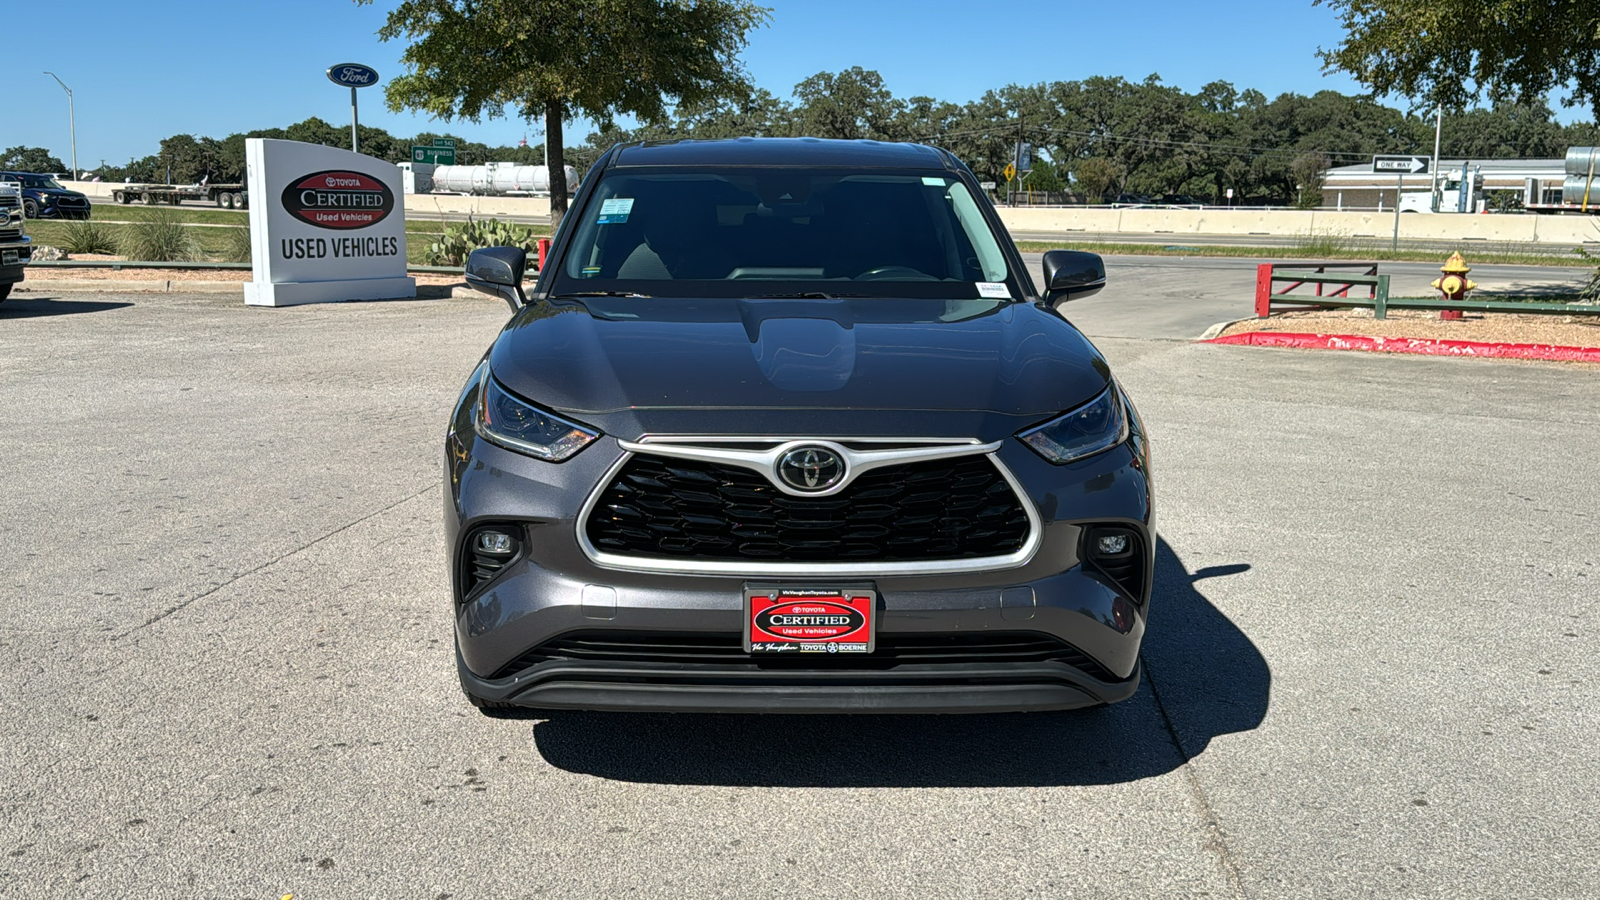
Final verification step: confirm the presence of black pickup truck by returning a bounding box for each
[0,182,30,302]
[0,171,91,220]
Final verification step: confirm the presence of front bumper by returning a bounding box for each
[1,238,30,285]
[446,388,1154,714]
[458,642,1141,713]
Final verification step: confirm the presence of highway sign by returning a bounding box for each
[1373,155,1429,174]
[1017,143,1032,173]
[1003,162,1017,181]
[434,138,457,149]
[411,146,457,166]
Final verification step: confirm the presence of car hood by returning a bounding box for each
[34,189,86,200]
[488,296,1111,423]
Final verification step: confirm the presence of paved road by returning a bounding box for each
[2,270,1597,898]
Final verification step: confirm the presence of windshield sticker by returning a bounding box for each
[922,177,946,187]
[976,281,1011,299]
[597,197,634,224]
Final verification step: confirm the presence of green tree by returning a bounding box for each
[1,146,67,173]
[360,0,770,224]
[793,67,904,140]
[1289,151,1331,209]
[1317,0,1600,121]
[1439,101,1572,159]
[1071,158,1121,203]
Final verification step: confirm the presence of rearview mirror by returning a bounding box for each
[1041,250,1106,306]
[465,246,530,313]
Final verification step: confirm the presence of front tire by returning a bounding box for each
[0,283,11,302]
[22,200,38,219]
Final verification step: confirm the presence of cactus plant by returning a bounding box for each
[421,217,542,266]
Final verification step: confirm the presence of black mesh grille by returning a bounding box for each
[494,631,1115,681]
[585,453,1030,562]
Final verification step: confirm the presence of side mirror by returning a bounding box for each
[465,246,529,313]
[1041,249,1107,306]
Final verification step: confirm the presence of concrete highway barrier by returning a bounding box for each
[59,180,1598,243]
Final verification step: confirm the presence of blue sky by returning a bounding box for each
[4,0,1521,172]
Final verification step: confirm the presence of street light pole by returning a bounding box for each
[44,72,76,179]
[1430,105,1443,212]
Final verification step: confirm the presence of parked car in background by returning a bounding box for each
[0,183,31,302]
[1112,192,1152,206]
[0,171,91,220]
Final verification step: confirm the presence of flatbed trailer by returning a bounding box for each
[112,183,249,209]
[1525,203,1600,215]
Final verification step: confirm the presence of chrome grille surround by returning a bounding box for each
[577,437,1042,577]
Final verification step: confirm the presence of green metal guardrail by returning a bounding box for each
[1257,263,1600,320]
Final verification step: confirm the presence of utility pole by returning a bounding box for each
[44,72,76,179]
[1430,106,1443,212]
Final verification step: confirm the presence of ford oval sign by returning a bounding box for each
[326,63,379,88]
[281,170,396,229]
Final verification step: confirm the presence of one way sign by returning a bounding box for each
[1373,155,1429,174]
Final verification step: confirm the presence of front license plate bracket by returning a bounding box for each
[744,585,877,654]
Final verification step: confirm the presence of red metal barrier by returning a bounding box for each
[1254,263,1382,318]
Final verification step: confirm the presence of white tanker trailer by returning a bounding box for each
[421,162,581,196]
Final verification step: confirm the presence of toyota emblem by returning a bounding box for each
[776,446,845,492]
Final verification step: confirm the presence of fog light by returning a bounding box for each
[475,531,517,555]
[1096,533,1130,556]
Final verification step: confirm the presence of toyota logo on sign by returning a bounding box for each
[777,446,845,492]
[280,171,395,230]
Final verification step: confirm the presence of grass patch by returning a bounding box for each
[57,219,119,254]
[117,211,202,262]
[27,206,544,266]
[1013,239,1594,268]
[218,225,253,263]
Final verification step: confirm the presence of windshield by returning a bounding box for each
[5,174,65,190]
[553,168,1015,300]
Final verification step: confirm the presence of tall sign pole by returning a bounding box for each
[326,64,380,155]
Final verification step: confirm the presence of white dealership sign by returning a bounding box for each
[243,138,415,306]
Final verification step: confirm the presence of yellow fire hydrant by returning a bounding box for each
[1430,252,1478,320]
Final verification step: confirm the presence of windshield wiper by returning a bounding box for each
[551,290,653,299]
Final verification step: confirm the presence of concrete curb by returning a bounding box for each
[18,279,246,294]
[1198,318,1252,341]
[1203,330,1600,363]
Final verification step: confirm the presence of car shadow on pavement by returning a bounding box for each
[0,295,134,318]
[529,537,1269,787]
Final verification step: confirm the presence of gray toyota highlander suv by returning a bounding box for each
[448,137,1153,714]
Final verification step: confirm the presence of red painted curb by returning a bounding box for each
[1204,331,1600,363]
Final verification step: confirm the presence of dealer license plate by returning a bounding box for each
[745,586,876,654]
[2,250,17,265]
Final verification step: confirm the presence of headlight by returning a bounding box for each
[1017,387,1129,464]
[475,372,599,462]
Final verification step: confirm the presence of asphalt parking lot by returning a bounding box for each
[3,261,1597,898]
